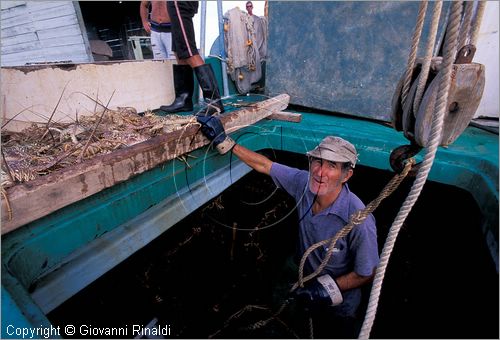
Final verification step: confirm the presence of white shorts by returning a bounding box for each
[150,30,173,59]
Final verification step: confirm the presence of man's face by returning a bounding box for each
[308,157,352,196]
[246,3,253,13]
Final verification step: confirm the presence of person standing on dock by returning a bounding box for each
[245,1,255,16]
[140,1,173,59]
[196,116,380,338]
[159,0,225,116]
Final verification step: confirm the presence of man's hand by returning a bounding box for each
[140,1,152,34]
[291,274,343,309]
[196,115,235,154]
[142,21,151,34]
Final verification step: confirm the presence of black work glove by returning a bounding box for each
[196,115,235,154]
[291,274,343,310]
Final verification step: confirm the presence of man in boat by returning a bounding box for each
[140,1,173,59]
[197,115,380,337]
[159,1,224,116]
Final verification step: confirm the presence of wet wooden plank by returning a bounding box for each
[267,111,302,123]
[1,94,290,234]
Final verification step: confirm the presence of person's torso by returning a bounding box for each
[297,184,354,277]
[150,2,170,23]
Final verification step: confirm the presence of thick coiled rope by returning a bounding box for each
[401,1,428,107]
[358,1,464,338]
[413,1,443,114]
[457,1,474,50]
[470,1,486,46]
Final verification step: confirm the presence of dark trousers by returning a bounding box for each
[270,256,363,339]
[167,1,199,59]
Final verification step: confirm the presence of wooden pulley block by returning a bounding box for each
[390,57,443,133]
[401,74,419,142]
[401,57,442,143]
[414,61,485,147]
[391,66,419,132]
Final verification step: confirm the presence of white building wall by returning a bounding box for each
[1,60,175,132]
[474,1,499,118]
[1,1,91,66]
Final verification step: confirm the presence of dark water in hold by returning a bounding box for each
[48,151,499,339]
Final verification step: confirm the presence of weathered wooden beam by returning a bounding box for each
[1,94,290,234]
[267,111,302,123]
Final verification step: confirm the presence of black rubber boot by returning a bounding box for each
[194,64,225,116]
[160,64,194,113]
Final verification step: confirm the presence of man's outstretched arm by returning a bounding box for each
[232,144,273,175]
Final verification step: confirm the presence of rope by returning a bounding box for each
[244,14,258,71]
[413,1,443,114]
[457,1,474,50]
[358,1,463,338]
[401,1,428,107]
[309,317,314,339]
[470,1,486,47]
[241,298,312,338]
[293,159,415,290]
[223,20,234,74]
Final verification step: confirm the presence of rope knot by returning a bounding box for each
[404,157,416,167]
[350,211,365,226]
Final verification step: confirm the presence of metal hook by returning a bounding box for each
[389,144,423,177]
